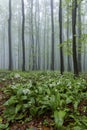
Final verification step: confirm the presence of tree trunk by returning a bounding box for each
[37,0,40,70]
[59,0,64,74]
[43,0,47,70]
[72,0,79,76]
[31,0,35,70]
[50,0,54,70]
[21,0,25,71]
[8,0,12,70]
[78,3,82,72]
[67,5,71,71]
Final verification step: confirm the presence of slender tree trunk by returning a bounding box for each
[18,9,22,70]
[43,26,46,70]
[34,0,40,70]
[72,0,79,76]
[50,0,54,70]
[37,0,40,70]
[21,0,25,71]
[78,3,82,72]
[59,0,64,74]
[31,0,35,70]
[83,43,86,72]
[2,23,5,69]
[8,0,12,70]
[47,16,49,70]
[67,5,71,71]
[35,5,38,70]
[43,0,47,70]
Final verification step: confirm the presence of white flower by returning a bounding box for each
[55,89,57,92]
[2,78,5,81]
[14,73,20,78]
[69,86,72,89]
[29,80,32,87]
[49,82,56,87]
[57,81,61,85]
[11,85,16,89]
[67,82,71,87]
[77,82,81,85]
[23,89,30,95]
[49,84,53,87]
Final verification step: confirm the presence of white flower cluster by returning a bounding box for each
[29,80,32,88]
[49,82,56,87]
[11,85,17,89]
[57,81,61,85]
[22,89,30,95]
[14,73,21,78]
[2,78,6,81]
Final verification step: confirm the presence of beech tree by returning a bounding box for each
[67,4,71,71]
[72,0,79,76]
[59,0,64,74]
[8,0,12,70]
[30,0,35,70]
[50,0,54,70]
[78,3,82,72]
[21,0,25,71]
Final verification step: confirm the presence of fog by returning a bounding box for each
[0,0,87,72]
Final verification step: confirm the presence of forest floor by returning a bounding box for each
[0,71,87,130]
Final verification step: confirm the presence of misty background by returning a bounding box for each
[0,0,87,72]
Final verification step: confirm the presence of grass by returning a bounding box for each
[0,71,87,130]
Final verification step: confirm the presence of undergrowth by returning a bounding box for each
[0,71,87,130]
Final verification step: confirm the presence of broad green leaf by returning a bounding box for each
[0,123,9,129]
[54,110,66,129]
[15,104,22,114]
[73,126,82,130]
[0,117,2,123]
[4,96,17,106]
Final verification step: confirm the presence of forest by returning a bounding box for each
[0,0,87,130]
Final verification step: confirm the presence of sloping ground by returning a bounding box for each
[0,71,87,130]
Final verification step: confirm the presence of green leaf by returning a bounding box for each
[21,95,27,100]
[15,104,22,114]
[0,123,9,129]
[0,117,2,123]
[73,126,82,130]
[30,107,39,117]
[4,96,17,106]
[15,113,26,120]
[54,110,66,129]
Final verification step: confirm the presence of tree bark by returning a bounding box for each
[78,3,82,72]
[59,0,64,74]
[72,0,79,76]
[8,0,12,70]
[31,0,35,70]
[50,0,54,70]
[67,5,71,71]
[21,0,25,71]
[37,0,40,70]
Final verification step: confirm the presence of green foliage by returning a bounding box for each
[54,110,66,129]
[0,123,9,130]
[58,33,87,56]
[43,119,49,126]
[2,72,87,129]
